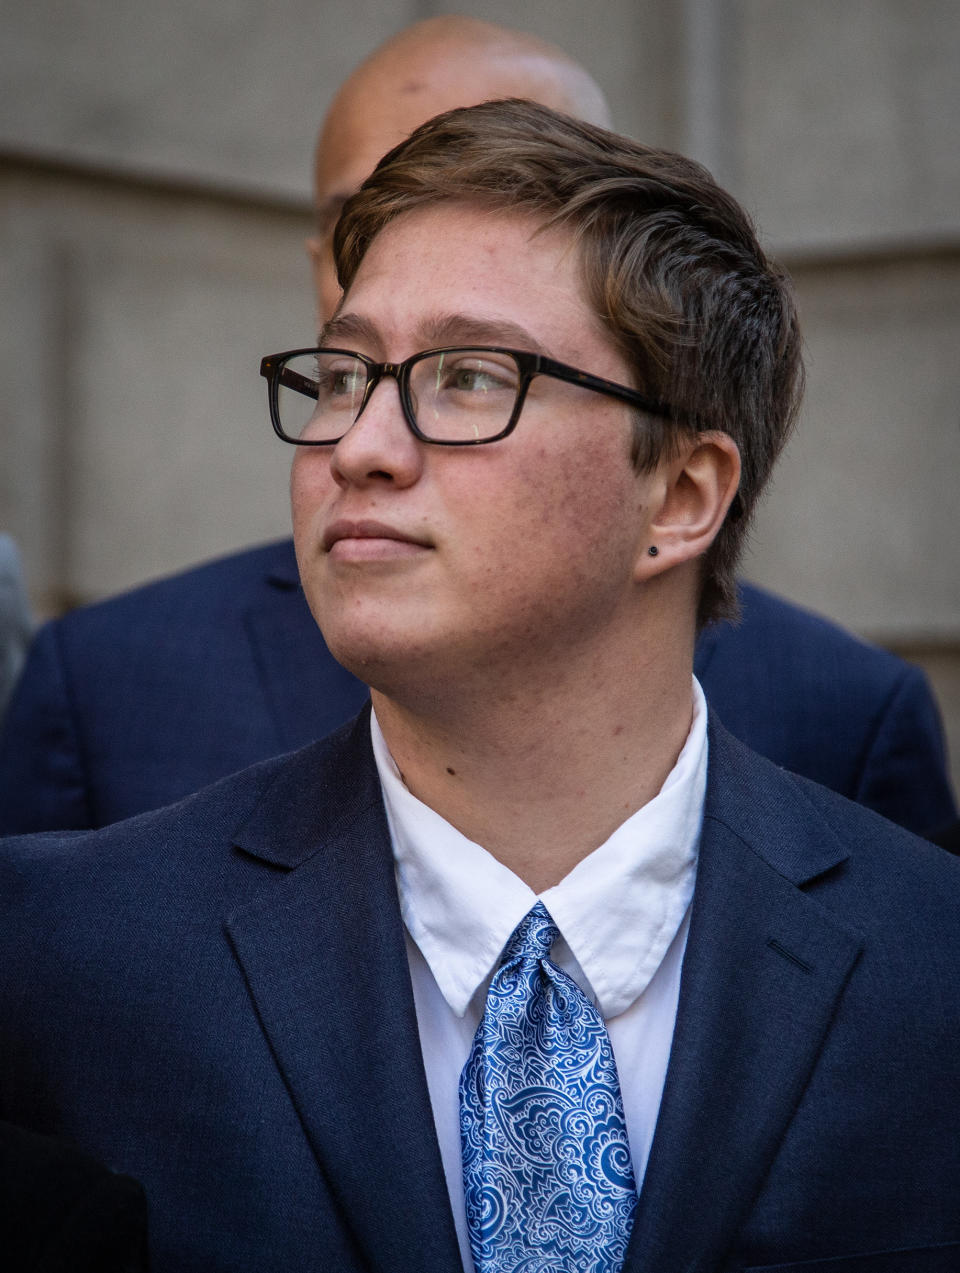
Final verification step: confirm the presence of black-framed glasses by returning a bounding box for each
[259,346,672,447]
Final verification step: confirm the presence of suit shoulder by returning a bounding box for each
[699,586,953,833]
[0,721,370,927]
[0,745,302,898]
[709,722,960,907]
[727,583,912,685]
[799,779,960,992]
[51,538,299,640]
[0,716,365,870]
[795,762,955,868]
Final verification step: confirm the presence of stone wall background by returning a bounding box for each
[2,0,958,795]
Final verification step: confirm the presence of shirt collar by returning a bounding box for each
[373,680,707,1020]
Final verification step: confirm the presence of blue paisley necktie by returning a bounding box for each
[460,902,637,1273]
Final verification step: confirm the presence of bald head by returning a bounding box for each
[309,17,611,321]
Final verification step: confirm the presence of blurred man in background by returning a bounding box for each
[0,16,954,837]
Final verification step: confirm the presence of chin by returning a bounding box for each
[332,633,483,715]
[319,622,429,690]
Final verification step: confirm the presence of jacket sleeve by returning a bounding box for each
[852,661,957,837]
[0,621,94,834]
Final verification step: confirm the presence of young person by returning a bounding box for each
[1,20,952,839]
[2,100,957,1273]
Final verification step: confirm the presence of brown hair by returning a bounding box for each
[334,99,803,625]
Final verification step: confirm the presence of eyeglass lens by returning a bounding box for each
[276,350,521,443]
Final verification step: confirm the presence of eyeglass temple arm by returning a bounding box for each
[532,354,672,420]
[259,357,320,402]
[279,367,320,401]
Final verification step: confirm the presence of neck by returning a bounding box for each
[371,635,696,893]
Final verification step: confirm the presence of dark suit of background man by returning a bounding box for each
[2,98,959,1273]
[0,17,954,839]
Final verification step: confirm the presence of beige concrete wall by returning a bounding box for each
[0,0,414,200]
[745,248,960,642]
[736,0,959,252]
[2,0,958,794]
[1,164,313,612]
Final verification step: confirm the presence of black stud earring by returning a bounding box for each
[647,545,659,557]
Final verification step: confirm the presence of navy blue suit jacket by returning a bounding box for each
[1,712,958,1271]
[0,538,954,835]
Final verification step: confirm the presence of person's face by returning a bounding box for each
[291,202,662,695]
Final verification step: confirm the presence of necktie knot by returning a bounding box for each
[502,901,558,966]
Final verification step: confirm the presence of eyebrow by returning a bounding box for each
[420,314,550,354]
[320,311,551,358]
[319,312,381,350]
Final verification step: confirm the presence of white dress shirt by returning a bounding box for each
[371,680,708,1272]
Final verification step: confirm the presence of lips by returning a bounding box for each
[322,518,432,554]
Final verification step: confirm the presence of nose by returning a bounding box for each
[328,372,424,490]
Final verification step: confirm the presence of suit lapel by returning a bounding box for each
[225,713,463,1273]
[243,545,369,753]
[222,702,864,1271]
[624,723,863,1273]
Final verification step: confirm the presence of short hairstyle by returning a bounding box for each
[334,99,803,625]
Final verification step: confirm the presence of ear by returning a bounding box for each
[635,432,741,580]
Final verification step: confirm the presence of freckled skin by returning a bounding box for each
[291,203,660,707]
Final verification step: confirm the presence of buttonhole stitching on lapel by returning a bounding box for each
[767,938,814,974]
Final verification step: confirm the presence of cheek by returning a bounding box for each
[523,441,644,546]
[289,453,307,533]
[473,444,645,587]
[290,451,331,541]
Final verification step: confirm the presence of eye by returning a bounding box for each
[434,353,518,396]
[315,356,366,404]
[330,368,363,395]
[448,365,500,392]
